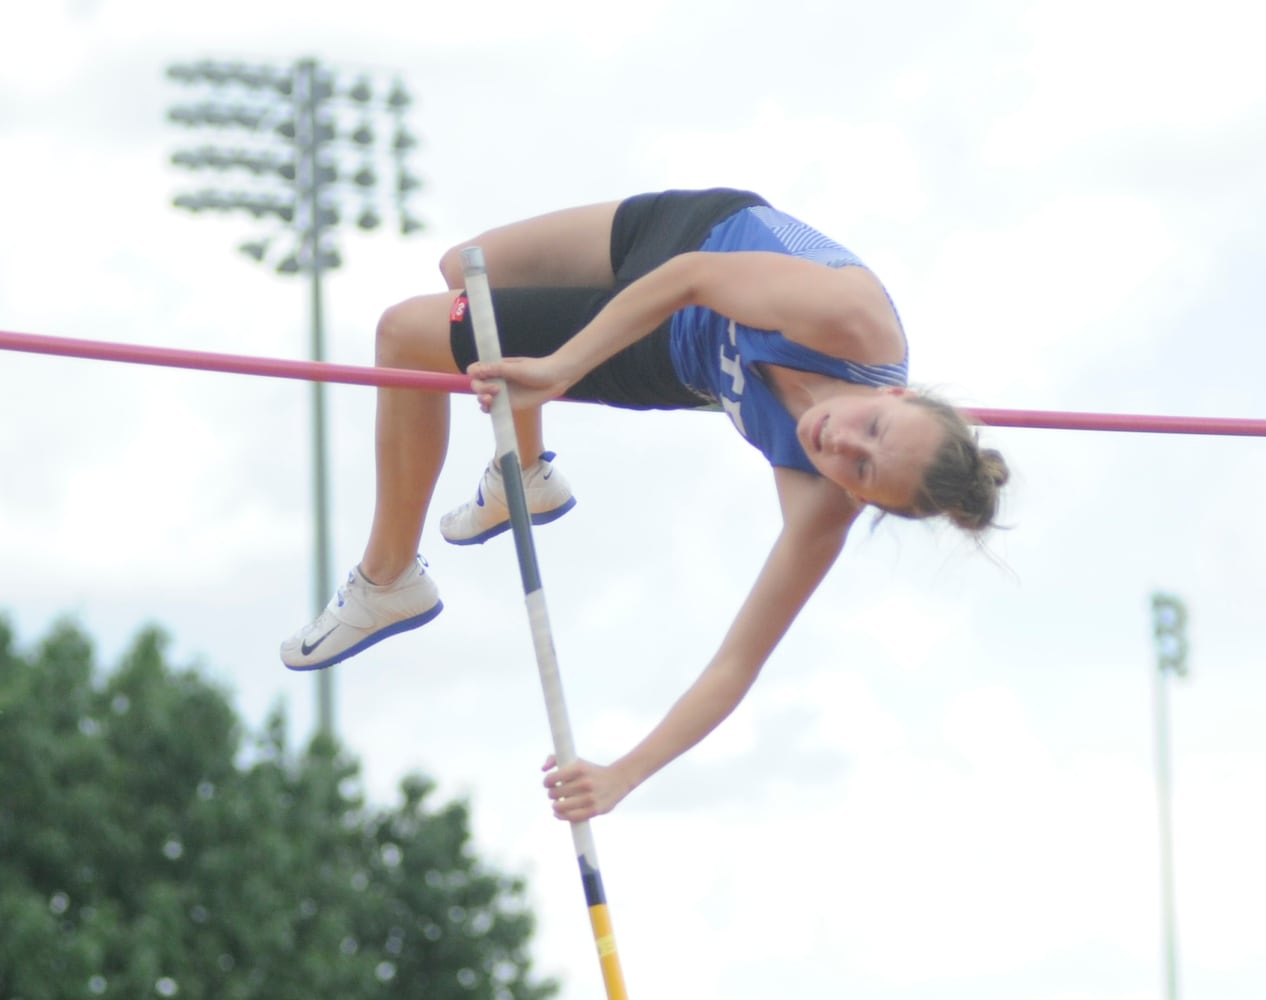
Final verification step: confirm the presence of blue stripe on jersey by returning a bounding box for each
[747,206,865,269]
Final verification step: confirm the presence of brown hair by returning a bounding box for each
[886,392,1010,534]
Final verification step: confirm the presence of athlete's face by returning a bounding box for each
[796,389,943,511]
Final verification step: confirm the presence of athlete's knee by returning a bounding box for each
[375,300,430,366]
[375,294,460,372]
[375,302,407,364]
[438,241,474,289]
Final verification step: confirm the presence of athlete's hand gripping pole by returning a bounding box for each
[460,248,630,1000]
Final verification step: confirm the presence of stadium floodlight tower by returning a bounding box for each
[1150,591,1190,1000]
[165,56,424,738]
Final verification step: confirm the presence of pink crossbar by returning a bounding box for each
[3,328,1264,437]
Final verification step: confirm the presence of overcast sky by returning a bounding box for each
[3,1,1265,998]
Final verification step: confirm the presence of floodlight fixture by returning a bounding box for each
[386,80,410,109]
[1151,592,1189,677]
[239,239,269,261]
[392,127,417,153]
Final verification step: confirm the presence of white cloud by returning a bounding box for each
[917,192,1189,400]
[639,98,928,229]
[1015,0,1266,142]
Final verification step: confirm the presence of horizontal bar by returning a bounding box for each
[0,328,473,394]
[967,407,1266,437]
[2,329,1263,437]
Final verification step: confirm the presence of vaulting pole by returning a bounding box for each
[459,247,629,1000]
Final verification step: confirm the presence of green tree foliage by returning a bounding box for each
[0,615,558,1000]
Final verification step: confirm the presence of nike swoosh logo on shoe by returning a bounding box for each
[476,483,485,507]
[301,625,339,656]
[542,467,553,480]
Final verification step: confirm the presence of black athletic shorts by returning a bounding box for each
[449,187,768,409]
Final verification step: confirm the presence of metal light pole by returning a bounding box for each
[165,57,424,737]
[1150,591,1189,1000]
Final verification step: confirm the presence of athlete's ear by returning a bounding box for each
[881,386,915,398]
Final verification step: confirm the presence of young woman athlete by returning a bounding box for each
[280,188,1009,822]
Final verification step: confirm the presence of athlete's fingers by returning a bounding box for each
[543,767,581,796]
[551,783,595,815]
[543,759,582,784]
[467,361,501,380]
[554,800,594,822]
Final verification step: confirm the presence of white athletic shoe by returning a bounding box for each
[440,451,576,546]
[280,556,443,672]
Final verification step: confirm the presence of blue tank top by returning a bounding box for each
[668,206,909,474]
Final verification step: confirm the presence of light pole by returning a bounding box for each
[1150,591,1189,1000]
[165,57,424,738]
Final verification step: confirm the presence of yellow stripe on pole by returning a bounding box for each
[589,904,617,955]
[589,904,628,999]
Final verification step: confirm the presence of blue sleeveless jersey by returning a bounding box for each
[668,206,909,474]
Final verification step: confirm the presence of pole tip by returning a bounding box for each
[459,246,486,277]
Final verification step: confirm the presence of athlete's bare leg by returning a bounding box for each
[439,200,620,289]
[359,291,464,584]
[439,201,620,464]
